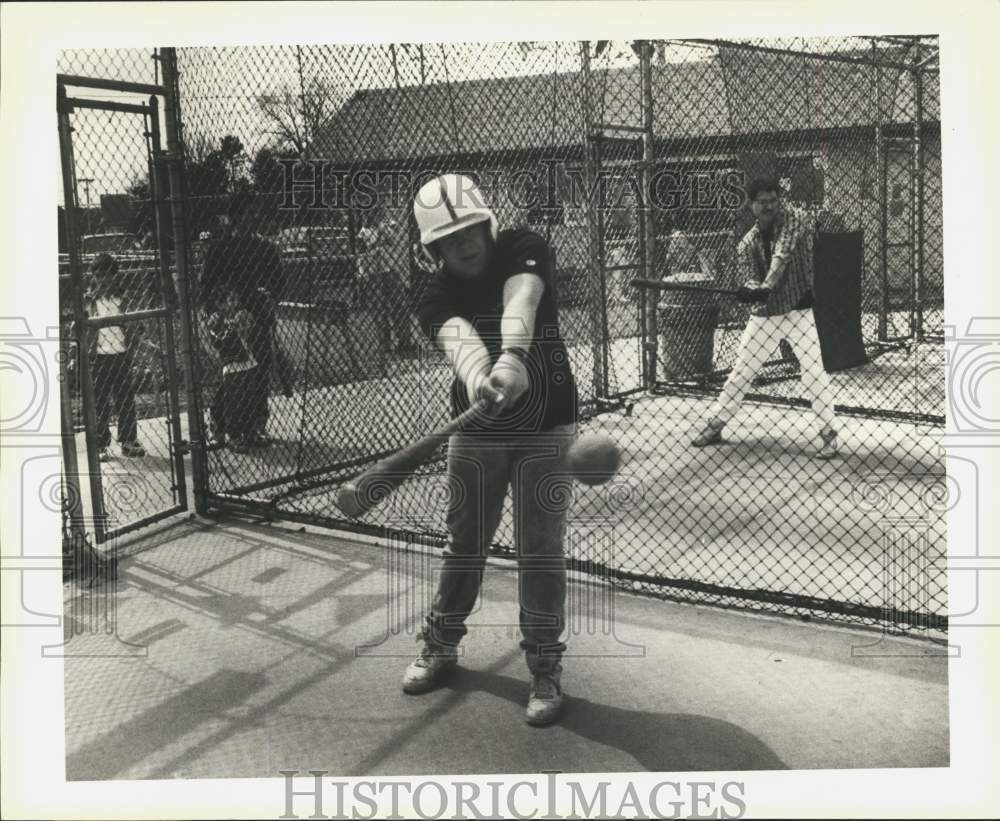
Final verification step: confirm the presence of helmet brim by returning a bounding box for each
[421,212,494,247]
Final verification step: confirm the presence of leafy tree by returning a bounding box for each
[250,145,300,194]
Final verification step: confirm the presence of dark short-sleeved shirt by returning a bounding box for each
[201,233,285,316]
[417,228,578,433]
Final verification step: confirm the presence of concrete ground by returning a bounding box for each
[62,516,949,781]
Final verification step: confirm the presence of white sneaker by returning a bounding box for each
[401,637,459,695]
[526,664,563,726]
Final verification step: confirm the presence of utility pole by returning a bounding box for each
[78,177,95,234]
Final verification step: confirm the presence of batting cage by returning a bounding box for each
[57,38,945,635]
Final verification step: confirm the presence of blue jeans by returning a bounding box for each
[92,352,138,448]
[423,425,576,673]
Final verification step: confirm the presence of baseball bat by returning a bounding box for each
[336,395,500,519]
[630,278,741,297]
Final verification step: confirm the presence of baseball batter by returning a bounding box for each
[691,176,839,458]
[402,173,579,726]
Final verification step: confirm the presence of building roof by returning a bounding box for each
[314,49,940,164]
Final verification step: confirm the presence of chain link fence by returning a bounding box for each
[57,39,944,634]
[57,49,190,546]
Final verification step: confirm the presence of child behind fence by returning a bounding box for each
[87,253,145,461]
[206,286,258,454]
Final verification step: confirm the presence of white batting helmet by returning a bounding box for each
[413,174,498,249]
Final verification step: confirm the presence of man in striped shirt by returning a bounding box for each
[691,177,839,459]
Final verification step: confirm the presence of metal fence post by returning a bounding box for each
[874,45,889,343]
[159,47,209,513]
[147,95,189,504]
[913,63,925,342]
[59,329,88,546]
[580,41,609,404]
[639,40,658,392]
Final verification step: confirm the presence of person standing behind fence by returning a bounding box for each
[205,286,259,454]
[690,176,839,459]
[357,213,416,356]
[86,253,145,462]
[201,193,286,445]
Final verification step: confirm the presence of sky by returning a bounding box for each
[57,47,163,209]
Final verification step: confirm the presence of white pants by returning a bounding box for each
[711,309,836,431]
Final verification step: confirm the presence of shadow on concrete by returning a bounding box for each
[451,668,788,772]
[67,669,268,781]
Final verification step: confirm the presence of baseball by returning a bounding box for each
[567,433,621,486]
[336,481,365,519]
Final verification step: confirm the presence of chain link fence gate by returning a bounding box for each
[56,49,201,553]
[160,37,943,636]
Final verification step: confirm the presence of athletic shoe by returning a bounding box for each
[815,428,839,460]
[98,446,112,463]
[691,419,724,448]
[526,664,564,726]
[121,441,146,458]
[401,636,459,695]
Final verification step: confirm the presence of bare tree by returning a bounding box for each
[256,74,346,157]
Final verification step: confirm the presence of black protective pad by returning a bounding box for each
[813,231,868,372]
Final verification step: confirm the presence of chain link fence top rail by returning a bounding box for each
[56,39,944,635]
